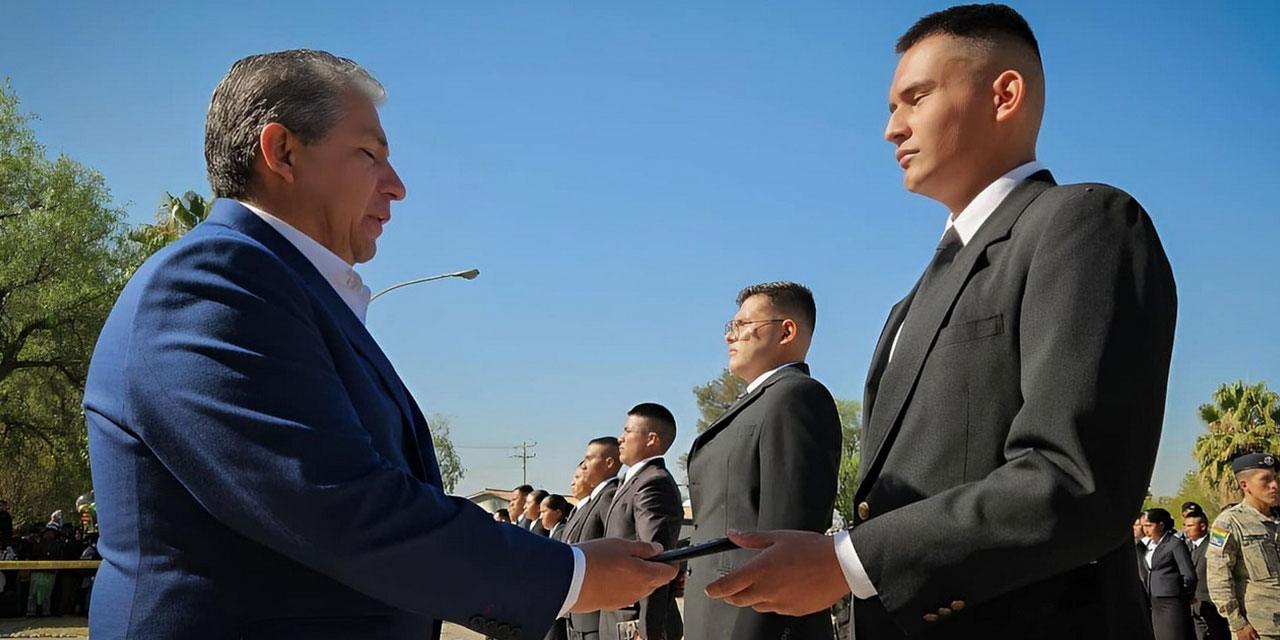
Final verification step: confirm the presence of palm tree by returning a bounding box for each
[130,191,212,257]
[1192,380,1280,508]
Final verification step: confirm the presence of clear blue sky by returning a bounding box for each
[3,1,1277,499]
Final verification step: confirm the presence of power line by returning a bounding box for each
[510,441,537,485]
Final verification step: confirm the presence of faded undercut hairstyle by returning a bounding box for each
[205,49,386,200]
[896,3,1040,61]
[628,402,677,451]
[737,281,817,334]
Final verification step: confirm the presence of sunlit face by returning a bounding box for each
[1183,516,1207,541]
[726,295,787,383]
[885,35,992,209]
[539,498,563,530]
[291,92,405,264]
[618,416,656,466]
[1141,516,1165,540]
[581,443,618,489]
[508,492,527,520]
[1241,469,1280,508]
[523,496,541,521]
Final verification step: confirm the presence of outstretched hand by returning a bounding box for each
[703,529,850,616]
[571,538,680,613]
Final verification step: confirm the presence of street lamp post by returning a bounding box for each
[369,268,480,302]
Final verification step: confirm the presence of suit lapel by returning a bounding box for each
[688,364,810,460]
[862,294,915,428]
[207,200,433,483]
[859,171,1056,486]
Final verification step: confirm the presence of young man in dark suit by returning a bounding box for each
[685,282,841,640]
[1183,510,1230,640]
[706,6,1176,639]
[601,405,685,640]
[566,438,624,640]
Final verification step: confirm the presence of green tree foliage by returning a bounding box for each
[130,190,212,256]
[428,415,466,493]
[0,81,137,528]
[1192,380,1280,510]
[1142,471,1222,525]
[833,399,862,527]
[678,367,747,475]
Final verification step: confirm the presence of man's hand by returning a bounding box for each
[571,538,679,613]
[1237,624,1259,640]
[704,529,850,616]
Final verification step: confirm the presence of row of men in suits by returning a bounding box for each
[81,4,1180,639]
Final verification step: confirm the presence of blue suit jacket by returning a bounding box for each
[84,200,571,639]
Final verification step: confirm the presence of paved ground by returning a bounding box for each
[0,616,484,639]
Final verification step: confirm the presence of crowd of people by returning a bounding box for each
[1134,453,1280,640]
[0,502,100,618]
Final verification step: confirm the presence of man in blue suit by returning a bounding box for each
[83,49,675,640]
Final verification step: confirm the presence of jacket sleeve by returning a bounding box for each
[114,234,573,636]
[1170,539,1197,597]
[631,474,682,640]
[848,187,1178,634]
[1206,521,1248,632]
[756,379,842,533]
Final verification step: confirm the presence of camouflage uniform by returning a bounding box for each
[1206,501,1280,638]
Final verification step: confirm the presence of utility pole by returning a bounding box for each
[510,441,538,485]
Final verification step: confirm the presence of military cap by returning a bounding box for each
[1231,452,1278,474]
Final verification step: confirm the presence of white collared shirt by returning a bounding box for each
[886,160,1045,364]
[581,475,620,509]
[1189,536,1205,549]
[624,455,665,486]
[240,201,372,324]
[1146,532,1171,568]
[745,362,801,394]
[840,161,1049,603]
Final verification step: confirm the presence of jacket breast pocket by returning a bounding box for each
[937,313,1003,347]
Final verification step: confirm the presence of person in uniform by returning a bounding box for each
[1206,453,1280,640]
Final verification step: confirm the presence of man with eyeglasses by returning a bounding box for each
[683,281,842,640]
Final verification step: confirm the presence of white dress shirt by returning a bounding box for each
[837,160,1048,603]
[243,201,587,615]
[240,201,372,324]
[1189,536,1205,550]
[745,362,801,394]
[1145,532,1171,569]
[623,455,666,486]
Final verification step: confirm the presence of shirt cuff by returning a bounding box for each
[833,530,878,600]
[557,545,587,618]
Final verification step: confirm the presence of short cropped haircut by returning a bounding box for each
[528,489,549,504]
[206,49,386,200]
[589,436,620,449]
[1183,512,1208,525]
[628,402,677,449]
[737,281,817,334]
[514,484,534,495]
[896,4,1040,60]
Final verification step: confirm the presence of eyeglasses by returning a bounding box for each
[724,318,785,339]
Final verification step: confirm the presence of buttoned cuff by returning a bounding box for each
[558,545,587,618]
[833,530,878,600]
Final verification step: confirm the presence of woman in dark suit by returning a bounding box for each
[1141,508,1196,640]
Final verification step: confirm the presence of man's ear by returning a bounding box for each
[992,69,1026,123]
[778,319,798,346]
[259,122,298,184]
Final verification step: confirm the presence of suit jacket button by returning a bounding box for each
[468,615,486,632]
[857,502,871,521]
[923,613,939,623]
[950,600,966,611]
[937,607,952,616]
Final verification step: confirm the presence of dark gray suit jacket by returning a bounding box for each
[1145,533,1196,599]
[600,460,683,640]
[1188,537,1211,603]
[851,172,1176,639]
[563,478,619,638]
[685,363,841,640]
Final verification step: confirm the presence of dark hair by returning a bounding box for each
[514,484,534,495]
[528,489,549,504]
[628,402,677,449]
[1180,501,1202,514]
[1143,508,1174,531]
[205,49,385,200]
[495,509,511,522]
[736,281,818,333]
[1183,511,1208,525]
[543,494,571,516]
[896,4,1040,60]
[589,436,620,448]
